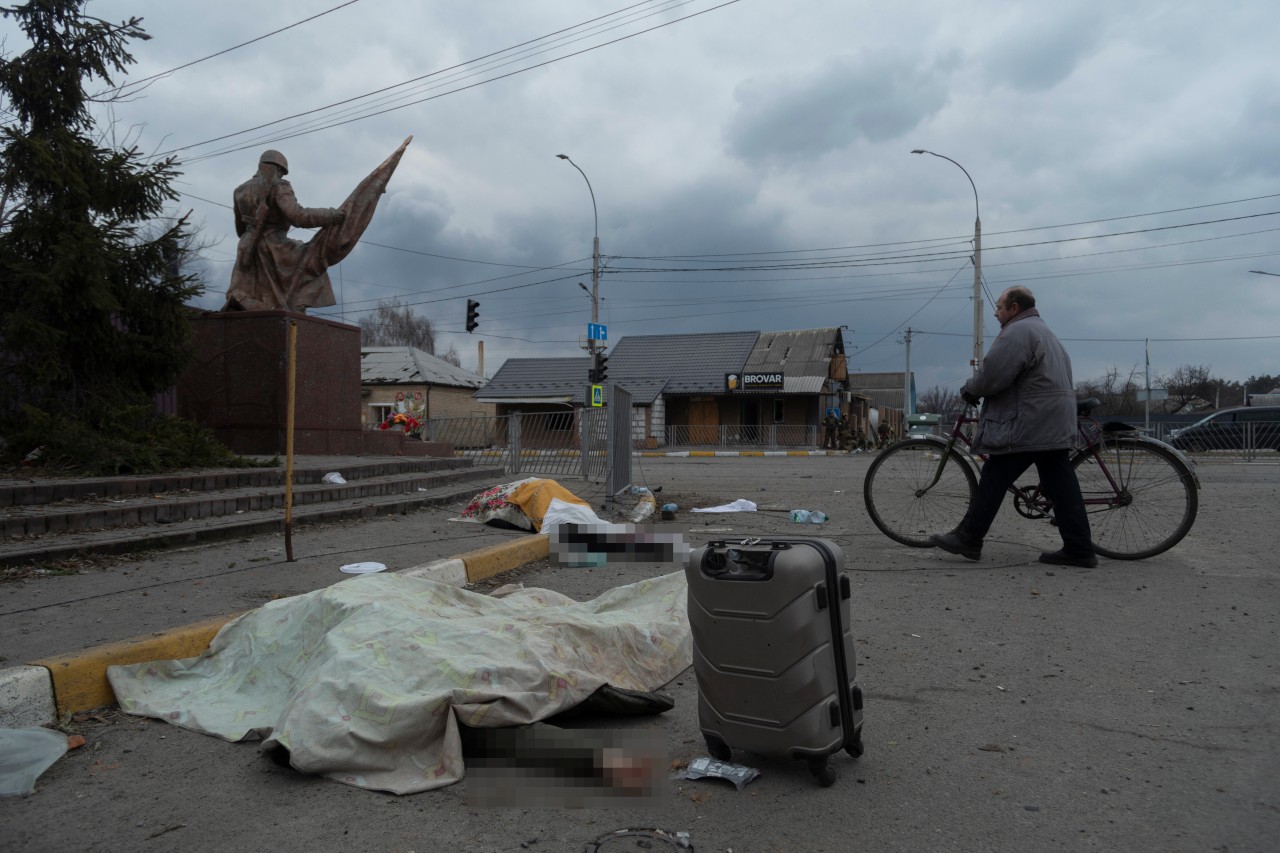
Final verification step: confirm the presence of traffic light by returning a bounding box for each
[465,299,479,333]
[593,351,608,384]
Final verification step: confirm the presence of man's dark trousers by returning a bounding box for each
[961,449,1094,555]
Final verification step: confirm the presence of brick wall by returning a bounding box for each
[428,386,494,420]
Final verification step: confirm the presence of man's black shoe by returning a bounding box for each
[1038,549,1099,569]
[929,532,982,561]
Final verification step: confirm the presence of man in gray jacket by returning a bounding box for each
[930,286,1097,568]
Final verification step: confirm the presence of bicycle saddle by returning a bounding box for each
[1075,397,1102,416]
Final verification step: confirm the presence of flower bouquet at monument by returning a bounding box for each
[379,412,422,436]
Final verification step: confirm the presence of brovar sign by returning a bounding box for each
[725,372,784,391]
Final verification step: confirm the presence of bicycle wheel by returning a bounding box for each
[863,439,977,547]
[1072,437,1198,560]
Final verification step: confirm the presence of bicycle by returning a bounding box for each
[862,397,1200,560]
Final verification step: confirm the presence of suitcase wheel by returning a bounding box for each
[845,729,864,759]
[808,757,837,788]
[705,734,732,762]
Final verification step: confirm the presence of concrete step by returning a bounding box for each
[0,456,475,507]
[0,458,506,569]
[1,466,501,538]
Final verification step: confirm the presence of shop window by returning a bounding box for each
[773,399,786,423]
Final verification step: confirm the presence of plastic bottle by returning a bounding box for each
[790,509,811,523]
[809,511,828,524]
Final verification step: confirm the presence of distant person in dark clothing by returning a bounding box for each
[822,410,838,449]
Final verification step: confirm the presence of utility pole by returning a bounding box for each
[902,328,914,416]
[1144,338,1151,430]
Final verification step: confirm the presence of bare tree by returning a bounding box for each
[1157,364,1218,414]
[359,299,437,351]
[144,211,216,291]
[917,385,964,416]
[1076,365,1143,415]
[437,345,462,367]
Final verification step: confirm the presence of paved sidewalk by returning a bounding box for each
[1,456,1277,853]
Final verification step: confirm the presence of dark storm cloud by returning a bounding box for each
[976,8,1104,92]
[723,50,954,163]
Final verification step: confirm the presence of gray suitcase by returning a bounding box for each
[684,537,864,786]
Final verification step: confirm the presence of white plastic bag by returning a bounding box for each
[0,727,69,797]
[541,497,606,532]
[321,472,347,485]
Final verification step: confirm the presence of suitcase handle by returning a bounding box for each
[700,544,777,580]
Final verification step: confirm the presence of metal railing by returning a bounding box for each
[421,411,612,481]
[1156,420,1280,462]
[662,424,821,449]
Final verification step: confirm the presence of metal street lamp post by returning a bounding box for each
[556,154,600,329]
[912,149,983,370]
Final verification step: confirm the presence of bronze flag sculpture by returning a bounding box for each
[224,136,413,312]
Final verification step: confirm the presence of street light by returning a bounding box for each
[912,149,983,370]
[556,154,600,329]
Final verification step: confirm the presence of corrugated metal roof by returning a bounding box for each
[474,357,590,402]
[609,331,760,395]
[859,388,907,409]
[360,347,487,389]
[476,354,671,406]
[744,328,843,376]
[849,371,908,389]
[733,375,829,395]
[847,372,911,410]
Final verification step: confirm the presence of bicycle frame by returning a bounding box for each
[910,406,1197,510]
[864,400,1199,559]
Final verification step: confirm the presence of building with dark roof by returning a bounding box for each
[360,346,492,428]
[475,328,858,447]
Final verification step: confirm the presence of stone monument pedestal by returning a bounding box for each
[178,310,364,456]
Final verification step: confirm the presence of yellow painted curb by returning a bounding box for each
[19,538,555,721]
[459,535,550,583]
[689,451,716,457]
[786,450,810,456]
[31,613,240,717]
[739,451,765,457]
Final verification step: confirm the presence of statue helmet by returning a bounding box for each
[259,149,289,175]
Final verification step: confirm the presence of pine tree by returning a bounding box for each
[0,1,203,449]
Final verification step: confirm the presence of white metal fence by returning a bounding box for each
[662,424,821,449]
[420,412,600,480]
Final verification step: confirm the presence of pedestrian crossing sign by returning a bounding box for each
[591,385,604,407]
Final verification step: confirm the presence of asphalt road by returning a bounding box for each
[1,455,1277,852]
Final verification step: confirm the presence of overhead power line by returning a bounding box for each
[164,0,743,162]
[97,1,366,98]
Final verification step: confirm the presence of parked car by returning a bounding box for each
[1169,406,1280,452]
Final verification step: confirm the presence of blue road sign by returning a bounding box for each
[587,323,608,342]
[591,385,604,407]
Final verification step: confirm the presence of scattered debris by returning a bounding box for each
[789,509,828,523]
[681,756,760,790]
[584,828,693,852]
[0,727,70,797]
[321,472,347,484]
[338,561,386,574]
[691,499,757,513]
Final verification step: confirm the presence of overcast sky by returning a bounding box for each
[7,1,1280,391]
